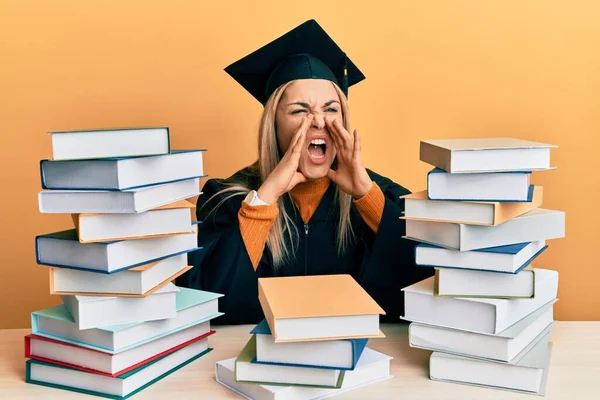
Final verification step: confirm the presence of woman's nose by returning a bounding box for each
[311,113,326,129]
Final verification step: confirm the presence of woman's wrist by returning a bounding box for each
[257,184,280,205]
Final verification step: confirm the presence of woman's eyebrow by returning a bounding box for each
[287,100,340,107]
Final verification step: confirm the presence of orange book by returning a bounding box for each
[258,274,385,343]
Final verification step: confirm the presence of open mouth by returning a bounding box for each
[308,139,327,160]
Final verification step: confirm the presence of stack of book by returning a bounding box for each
[400,138,566,396]
[216,274,394,399]
[26,127,224,399]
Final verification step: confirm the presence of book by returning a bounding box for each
[25,326,215,377]
[31,287,223,353]
[49,254,190,297]
[49,126,170,161]
[427,168,533,202]
[36,227,199,273]
[235,335,345,388]
[26,336,212,399]
[415,241,547,274]
[258,274,385,343]
[401,268,558,334]
[435,267,536,298]
[250,319,368,370]
[401,186,542,226]
[429,335,552,395]
[216,347,392,400]
[408,299,556,362]
[60,283,179,330]
[38,177,201,214]
[419,138,556,173]
[404,208,565,251]
[41,149,205,190]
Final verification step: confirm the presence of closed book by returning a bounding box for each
[401,186,542,226]
[415,241,547,274]
[72,200,195,243]
[61,283,179,330]
[36,226,199,274]
[25,337,212,399]
[404,208,565,251]
[49,126,170,161]
[427,168,533,202]
[39,177,200,214]
[250,319,368,370]
[401,269,558,334]
[49,254,191,297]
[41,149,205,190]
[217,348,391,400]
[258,274,385,343]
[24,327,215,377]
[419,138,556,173]
[31,287,223,353]
[435,267,536,298]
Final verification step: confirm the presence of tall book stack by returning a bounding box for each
[401,138,566,396]
[216,274,394,400]
[26,127,224,399]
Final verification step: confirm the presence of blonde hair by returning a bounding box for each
[204,80,355,270]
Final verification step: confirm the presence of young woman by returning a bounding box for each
[177,20,432,324]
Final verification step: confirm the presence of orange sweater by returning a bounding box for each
[237,179,385,271]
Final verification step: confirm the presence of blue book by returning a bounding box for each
[249,319,368,370]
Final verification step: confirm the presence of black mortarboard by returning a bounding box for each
[224,19,366,105]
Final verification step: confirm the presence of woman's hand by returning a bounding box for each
[257,114,313,204]
[325,117,373,199]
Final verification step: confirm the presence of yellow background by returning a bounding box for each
[1,1,598,328]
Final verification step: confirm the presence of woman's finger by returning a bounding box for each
[352,128,362,161]
[333,118,354,150]
[325,117,344,154]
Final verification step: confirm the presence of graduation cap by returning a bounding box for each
[224,19,366,105]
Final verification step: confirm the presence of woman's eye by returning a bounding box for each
[326,108,338,113]
[291,109,306,114]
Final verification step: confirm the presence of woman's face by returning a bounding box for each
[275,79,342,180]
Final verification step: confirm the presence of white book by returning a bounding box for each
[38,177,201,214]
[31,287,222,353]
[404,208,565,251]
[41,150,205,190]
[61,283,179,330]
[216,348,392,400]
[74,200,195,243]
[436,267,536,298]
[420,138,556,173]
[427,169,532,201]
[49,127,170,161]
[430,334,552,395]
[401,269,558,334]
[409,299,556,362]
[50,254,189,296]
[36,226,198,273]
[415,240,547,273]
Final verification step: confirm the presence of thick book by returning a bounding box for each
[408,299,556,362]
[36,226,199,274]
[38,177,201,214]
[258,274,385,343]
[72,200,195,243]
[435,267,536,298]
[429,334,553,395]
[401,186,542,226]
[427,168,533,202]
[404,208,565,251]
[401,269,558,334]
[250,319,368,370]
[415,241,547,274]
[26,337,212,399]
[31,287,223,353]
[61,283,179,330]
[49,126,170,161]
[25,327,215,377]
[49,254,191,297]
[216,347,392,400]
[41,149,205,190]
[419,138,556,173]
[235,335,345,388]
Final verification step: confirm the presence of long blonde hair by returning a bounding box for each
[205,80,356,270]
